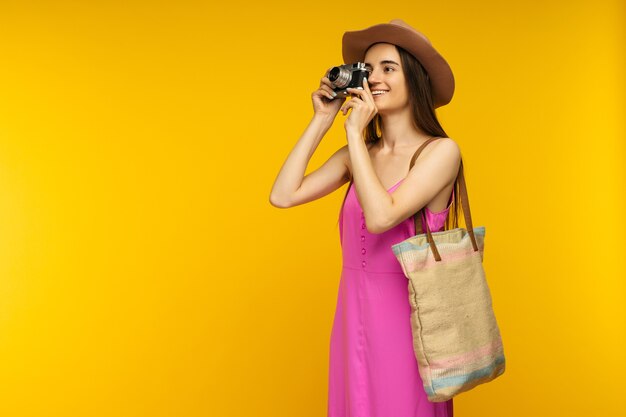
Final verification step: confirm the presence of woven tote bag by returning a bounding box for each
[391,137,505,402]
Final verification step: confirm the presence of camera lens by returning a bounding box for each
[327,66,350,88]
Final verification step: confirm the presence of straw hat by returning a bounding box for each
[342,19,455,108]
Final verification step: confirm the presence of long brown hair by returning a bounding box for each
[337,43,461,232]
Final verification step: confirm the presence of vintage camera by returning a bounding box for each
[326,62,371,99]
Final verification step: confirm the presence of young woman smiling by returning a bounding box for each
[270,19,460,417]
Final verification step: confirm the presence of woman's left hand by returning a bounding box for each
[341,77,378,134]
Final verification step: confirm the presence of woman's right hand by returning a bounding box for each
[312,72,346,118]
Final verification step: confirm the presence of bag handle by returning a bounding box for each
[409,137,479,261]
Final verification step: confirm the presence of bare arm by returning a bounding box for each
[380,138,461,231]
[269,71,349,208]
[269,114,350,208]
[346,131,461,234]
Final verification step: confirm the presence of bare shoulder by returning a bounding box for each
[422,137,461,162]
[414,137,461,183]
[430,137,460,153]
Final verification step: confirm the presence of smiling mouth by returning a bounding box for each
[372,90,389,98]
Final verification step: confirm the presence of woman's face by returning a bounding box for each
[363,43,408,114]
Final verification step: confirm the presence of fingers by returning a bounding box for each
[361,77,372,100]
[340,77,378,117]
[316,88,335,101]
[320,76,333,88]
[346,77,372,104]
[314,77,337,100]
[321,84,338,98]
[321,76,340,93]
[344,77,377,114]
[312,85,335,101]
[340,97,362,115]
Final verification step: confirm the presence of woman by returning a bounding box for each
[270,19,460,416]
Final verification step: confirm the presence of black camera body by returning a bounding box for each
[326,62,371,99]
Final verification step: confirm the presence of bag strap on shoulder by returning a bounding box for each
[409,137,479,261]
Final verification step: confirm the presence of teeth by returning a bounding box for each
[372,91,388,96]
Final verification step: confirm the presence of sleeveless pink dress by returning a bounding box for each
[329,178,455,417]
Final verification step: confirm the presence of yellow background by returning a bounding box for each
[0,1,624,416]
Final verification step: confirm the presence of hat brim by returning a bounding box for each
[342,23,454,108]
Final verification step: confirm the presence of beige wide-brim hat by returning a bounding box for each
[342,19,455,108]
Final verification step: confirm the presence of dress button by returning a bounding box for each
[360,235,365,242]
[362,260,366,267]
[361,223,366,229]
[361,248,366,255]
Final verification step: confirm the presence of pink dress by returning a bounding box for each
[328,178,455,417]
